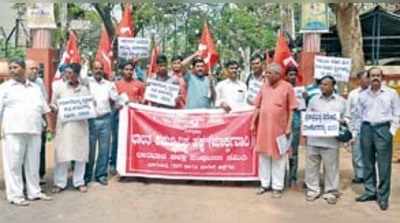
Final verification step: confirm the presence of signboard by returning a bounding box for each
[57,96,96,122]
[26,3,57,29]
[117,104,258,181]
[302,112,340,137]
[118,37,150,59]
[314,56,352,82]
[144,79,180,107]
[300,3,329,33]
[247,79,263,105]
[294,86,306,110]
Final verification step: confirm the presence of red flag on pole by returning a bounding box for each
[198,22,219,71]
[96,27,113,79]
[117,3,134,37]
[148,46,160,77]
[273,32,299,81]
[54,31,81,79]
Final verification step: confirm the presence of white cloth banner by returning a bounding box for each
[144,79,180,107]
[314,56,352,82]
[301,111,340,137]
[58,96,96,122]
[118,37,150,59]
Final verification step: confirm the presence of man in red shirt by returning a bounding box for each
[115,61,145,104]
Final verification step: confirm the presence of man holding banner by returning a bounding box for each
[215,60,248,113]
[185,57,215,109]
[51,63,92,193]
[304,75,346,205]
[251,63,297,198]
[245,54,264,105]
[85,61,118,186]
[355,67,400,211]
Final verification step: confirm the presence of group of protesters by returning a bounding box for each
[0,51,398,211]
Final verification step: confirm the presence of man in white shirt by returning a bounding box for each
[84,61,118,186]
[215,60,248,112]
[355,67,400,211]
[26,60,48,184]
[346,70,369,184]
[0,59,52,206]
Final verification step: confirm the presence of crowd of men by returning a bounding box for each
[0,53,398,211]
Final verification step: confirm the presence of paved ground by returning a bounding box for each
[0,144,399,223]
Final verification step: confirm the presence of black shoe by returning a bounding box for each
[355,194,377,202]
[378,200,389,211]
[351,178,364,184]
[96,178,108,186]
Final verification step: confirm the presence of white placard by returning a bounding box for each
[301,112,340,137]
[294,86,306,110]
[58,96,96,122]
[276,134,292,155]
[118,37,150,59]
[314,56,352,82]
[247,79,263,105]
[144,79,180,107]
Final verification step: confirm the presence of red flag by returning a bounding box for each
[273,32,300,82]
[117,3,134,37]
[148,46,160,77]
[54,31,80,79]
[96,27,113,79]
[65,31,81,64]
[198,22,219,70]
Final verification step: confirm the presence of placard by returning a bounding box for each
[302,112,340,137]
[144,79,180,107]
[247,79,263,105]
[118,37,150,59]
[314,56,352,82]
[57,96,96,122]
[300,3,329,33]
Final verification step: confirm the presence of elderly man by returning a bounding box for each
[355,67,400,211]
[215,60,248,112]
[185,57,215,109]
[84,61,118,186]
[26,60,48,184]
[346,70,369,184]
[51,63,91,193]
[251,63,297,198]
[0,59,52,206]
[305,75,346,205]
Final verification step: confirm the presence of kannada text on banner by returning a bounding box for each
[301,111,340,137]
[117,104,258,181]
[57,95,96,122]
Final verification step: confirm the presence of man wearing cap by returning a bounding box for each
[0,59,52,206]
[251,63,297,198]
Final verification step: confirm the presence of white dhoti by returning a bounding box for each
[2,134,42,202]
[54,161,86,188]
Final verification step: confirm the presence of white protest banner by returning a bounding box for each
[58,96,96,122]
[144,79,180,107]
[118,37,150,59]
[247,79,263,104]
[26,3,57,29]
[301,112,340,137]
[314,56,352,82]
[294,86,306,110]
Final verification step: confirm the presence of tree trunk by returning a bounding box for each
[331,3,365,75]
[280,3,295,40]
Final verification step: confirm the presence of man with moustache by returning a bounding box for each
[0,59,52,206]
[355,67,400,211]
[246,54,264,105]
[84,61,118,185]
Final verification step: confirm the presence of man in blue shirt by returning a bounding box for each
[184,57,215,109]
